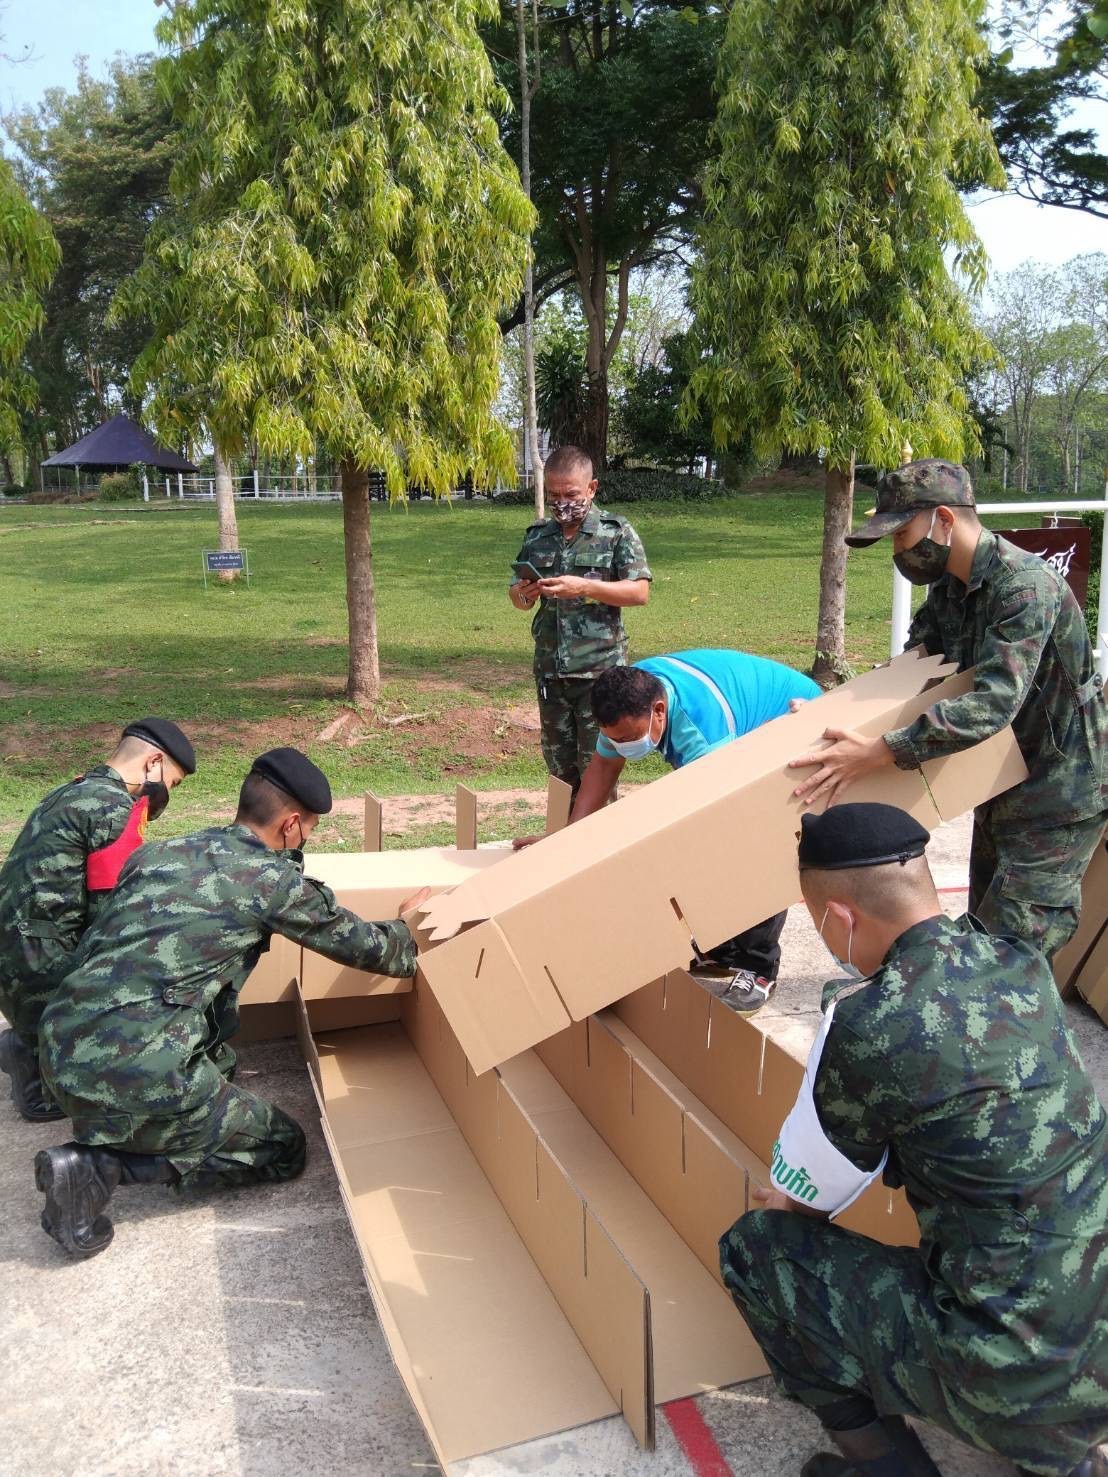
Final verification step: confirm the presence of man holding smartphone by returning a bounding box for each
[509,445,652,799]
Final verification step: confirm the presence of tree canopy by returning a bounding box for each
[688,0,1005,680]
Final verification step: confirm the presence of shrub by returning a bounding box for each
[1,483,24,497]
[97,471,142,502]
[493,466,726,508]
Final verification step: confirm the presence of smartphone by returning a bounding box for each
[512,560,544,582]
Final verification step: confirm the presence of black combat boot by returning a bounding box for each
[34,1143,179,1258]
[0,1028,65,1122]
[802,1416,943,1476]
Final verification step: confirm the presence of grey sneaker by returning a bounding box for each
[717,970,776,1016]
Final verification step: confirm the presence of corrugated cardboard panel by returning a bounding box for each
[233,992,401,1044]
[238,931,300,1006]
[1076,923,1108,1023]
[1055,824,1108,994]
[363,791,383,852]
[546,775,574,833]
[310,1020,618,1464]
[298,847,512,1001]
[399,979,654,1449]
[456,784,478,851]
[517,1097,767,1400]
[416,655,1027,1073]
[611,971,919,1248]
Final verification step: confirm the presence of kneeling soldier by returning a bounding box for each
[34,747,429,1258]
[0,717,195,1122]
[720,803,1107,1477]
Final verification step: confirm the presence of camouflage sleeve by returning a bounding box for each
[269,873,418,978]
[903,595,942,655]
[613,522,652,582]
[813,1019,904,1173]
[884,570,1059,771]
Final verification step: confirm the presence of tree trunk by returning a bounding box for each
[341,459,380,706]
[811,457,855,689]
[580,375,609,471]
[516,0,545,519]
[213,444,240,583]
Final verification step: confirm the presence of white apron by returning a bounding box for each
[770,996,889,1217]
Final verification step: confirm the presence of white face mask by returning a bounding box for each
[818,905,865,981]
[609,728,658,760]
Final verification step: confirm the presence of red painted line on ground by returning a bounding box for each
[663,1398,734,1477]
[937,885,969,894]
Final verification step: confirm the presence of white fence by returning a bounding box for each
[889,488,1108,677]
[142,472,487,502]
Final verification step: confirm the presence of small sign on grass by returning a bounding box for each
[202,549,250,587]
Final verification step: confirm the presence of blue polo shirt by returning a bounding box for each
[595,649,820,770]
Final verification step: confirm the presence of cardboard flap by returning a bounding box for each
[417,919,573,1076]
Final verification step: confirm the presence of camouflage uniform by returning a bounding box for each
[0,765,136,1055]
[720,915,1108,1476]
[39,824,417,1188]
[514,505,652,795]
[886,528,1108,959]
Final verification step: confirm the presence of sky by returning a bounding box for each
[1,0,1104,280]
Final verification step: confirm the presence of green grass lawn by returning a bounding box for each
[0,484,1070,852]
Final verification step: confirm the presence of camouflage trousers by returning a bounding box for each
[48,1063,305,1191]
[536,673,601,799]
[720,1210,1108,1476]
[970,806,1108,962]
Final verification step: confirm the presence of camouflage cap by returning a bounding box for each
[845,459,975,548]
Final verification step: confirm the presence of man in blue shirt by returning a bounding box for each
[517,649,820,1012]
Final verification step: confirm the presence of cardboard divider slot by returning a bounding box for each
[612,970,920,1247]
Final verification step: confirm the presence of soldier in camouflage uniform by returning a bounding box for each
[509,445,652,797]
[791,459,1107,962]
[720,803,1107,1477]
[0,717,196,1122]
[33,748,428,1259]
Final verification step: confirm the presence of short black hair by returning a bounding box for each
[544,444,594,481]
[592,665,664,725]
[235,771,295,827]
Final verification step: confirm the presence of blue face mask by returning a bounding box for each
[609,728,658,761]
[818,906,865,981]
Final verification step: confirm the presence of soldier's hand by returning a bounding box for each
[399,886,433,916]
[537,575,590,600]
[517,579,542,601]
[751,1183,794,1213]
[788,728,894,807]
[512,835,543,851]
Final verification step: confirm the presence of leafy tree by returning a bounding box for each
[5,57,174,460]
[982,261,1066,491]
[0,158,59,468]
[688,0,1005,685]
[981,1,1108,219]
[620,330,712,472]
[120,0,531,704]
[489,0,723,468]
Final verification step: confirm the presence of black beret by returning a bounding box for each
[798,803,929,871]
[122,717,197,775]
[250,747,332,815]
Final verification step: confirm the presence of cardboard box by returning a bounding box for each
[1054,822,1108,1008]
[412,651,1028,1074]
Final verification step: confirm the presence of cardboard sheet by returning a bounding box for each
[292,847,511,1002]
[308,1015,621,1466]
[1055,823,1108,1000]
[413,652,1028,1073]
[613,971,920,1247]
